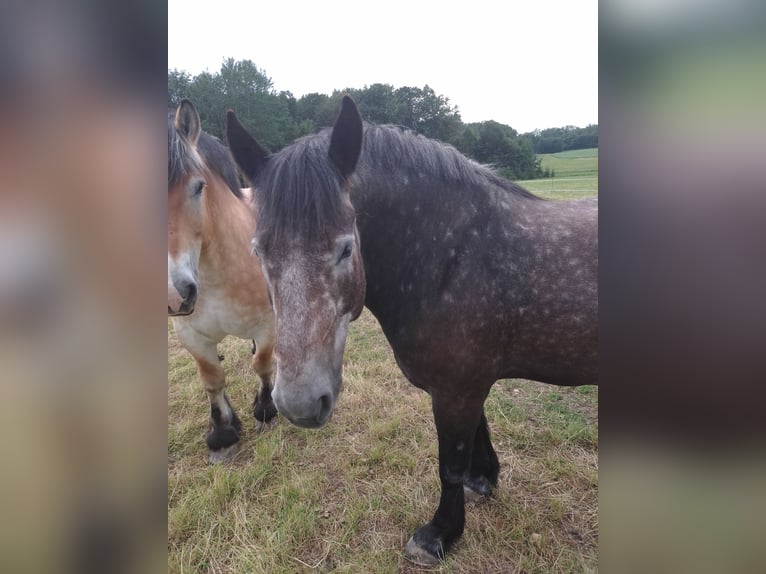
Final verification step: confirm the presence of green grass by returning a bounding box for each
[168,312,598,573]
[539,148,599,178]
[516,147,598,201]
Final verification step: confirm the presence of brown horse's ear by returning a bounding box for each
[175,99,201,145]
[225,110,270,183]
[329,95,363,179]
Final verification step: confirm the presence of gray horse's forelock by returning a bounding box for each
[255,133,347,244]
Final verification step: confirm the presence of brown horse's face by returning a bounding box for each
[253,201,365,428]
[168,102,205,316]
[227,95,365,428]
[167,173,206,316]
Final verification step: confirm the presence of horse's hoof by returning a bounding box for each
[464,485,484,503]
[404,535,442,567]
[254,417,277,432]
[254,400,278,424]
[464,475,493,503]
[404,522,448,567]
[208,441,240,463]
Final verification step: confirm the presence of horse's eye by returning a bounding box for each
[193,180,205,196]
[337,243,353,263]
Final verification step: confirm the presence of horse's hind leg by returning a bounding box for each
[175,324,241,462]
[464,411,499,502]
[404,388,489,566]
[251,338,277,427]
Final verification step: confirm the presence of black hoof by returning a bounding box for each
[254,395,278,424]
[404,523,447,566]
[205,409,242,455]
[464,475,493,501]
[208,441,240,463]
[205,423,240,451]
[205,423,241,463]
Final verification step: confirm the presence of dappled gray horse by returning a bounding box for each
[226,96,597,564]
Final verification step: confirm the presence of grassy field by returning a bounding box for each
[169,310,598,573]
[516,148,598,201]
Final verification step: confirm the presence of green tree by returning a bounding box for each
[169,59,304,150]
[215,58,291,148]
[185,71,225,137]
[453,124,479,158]
[349,83,396,125]
[466,121,543,179]
[294,90,349,130]
[523,124,598,153]
[168,69,191,108]
[390,85,462,142]
[169,60,563,179]
[219,58,273,97]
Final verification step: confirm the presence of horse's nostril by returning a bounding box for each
[184,282,197,302]
[317,393,333,422]
[175,281,198,315]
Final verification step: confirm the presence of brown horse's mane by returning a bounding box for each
[168,111,243,198]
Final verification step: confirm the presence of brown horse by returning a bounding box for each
[168,100,277,462]
[226,96,597,564]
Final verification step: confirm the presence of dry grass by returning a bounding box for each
[168,311,598,573]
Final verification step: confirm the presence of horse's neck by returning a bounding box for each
[354,175,528,310]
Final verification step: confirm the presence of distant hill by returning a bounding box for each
[538,148,598,178]
[514,148,598,200]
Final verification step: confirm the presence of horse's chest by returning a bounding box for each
[187,290,268,340]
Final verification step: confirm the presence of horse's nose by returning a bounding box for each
[180,281,197,302]
[317,393,333,424]
[178,281,197,314]
[274,385,335,428]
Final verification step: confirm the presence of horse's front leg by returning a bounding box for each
[404,389,488,566]
[174,322,241,463]
[250,337,277,427]
[464,410,499,501]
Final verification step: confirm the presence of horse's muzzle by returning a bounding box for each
[168,281,197,316]
[274,387,334,429]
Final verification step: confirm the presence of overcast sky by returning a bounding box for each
[168,0,597,133]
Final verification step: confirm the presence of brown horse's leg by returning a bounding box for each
[464,411,499,501]
[175,322,241,462]
[251,339,277,426]
[404,389,488,566]
[196,357,242,461]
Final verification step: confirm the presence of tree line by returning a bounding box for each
[524,124,598,154]
[169,59,597,180]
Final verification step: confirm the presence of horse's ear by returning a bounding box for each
[175,99,201,145]
[329,95,363,179]
[226,110,270,183]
